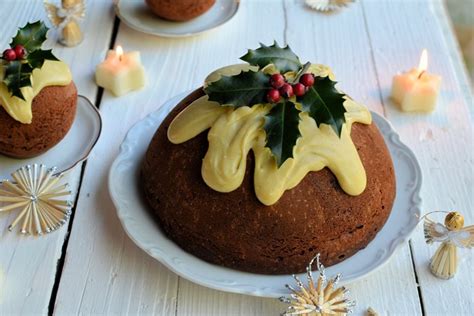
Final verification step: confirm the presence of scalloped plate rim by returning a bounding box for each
[0,95,102,179]
[109,90,422,297]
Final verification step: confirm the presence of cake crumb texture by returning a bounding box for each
[142,89,396,274]
[145,0,216,22]
[0,82,77,159]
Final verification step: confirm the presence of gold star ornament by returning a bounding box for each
[280,254,355,316]
[0,164,72,235]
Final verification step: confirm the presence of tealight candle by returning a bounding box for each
[391,49,441,112]
[95,45,146,96]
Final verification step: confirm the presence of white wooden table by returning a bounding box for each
[1,0,473,315]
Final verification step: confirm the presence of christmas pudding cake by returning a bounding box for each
[145,0,216,22]
[142,43,396,274]
[0,22,77,159]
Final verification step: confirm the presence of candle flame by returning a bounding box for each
[418,49,428,73]
[116,45,123,60]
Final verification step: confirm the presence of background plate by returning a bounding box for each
[115,0,240,38]
[109,91,422,298]
[0,96,102,180]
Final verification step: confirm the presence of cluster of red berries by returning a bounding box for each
[267,73,315,103]
[2,45,27,62]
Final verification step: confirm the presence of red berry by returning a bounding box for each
[279,83,294,98]
[267,89,281,103]
[293,83,306,97]
[14,45,26,59]
[3,48,16,61]
[300,73,315,87]
[270,73,285,89]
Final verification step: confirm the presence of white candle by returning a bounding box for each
[391,49,441,112]
[95,45,146,97]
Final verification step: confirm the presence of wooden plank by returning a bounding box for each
[53,1,290,315]
[52,1,473,316]
[361,0,473,314]
[284,1,422,315]
[175,1,293,314]
[0,0,114,314]
[178,1,422,315]
[432,0,473,103]
[177,280,285,316]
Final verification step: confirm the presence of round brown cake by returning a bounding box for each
[145,0,216,22]
[0,82,77,158]
[142,89,396,274]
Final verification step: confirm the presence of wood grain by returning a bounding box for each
[0,0,115,314]
[54,0,289,314]
[281,1,422,315]
[361,0,473,314]
[0,0,472,315]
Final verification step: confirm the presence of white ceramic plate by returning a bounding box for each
[109,91,422,298]
[114,0,240,38]
[0,96,102,180]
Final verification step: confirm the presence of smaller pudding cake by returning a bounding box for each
[0,21,77,159]
[145,0,216,21]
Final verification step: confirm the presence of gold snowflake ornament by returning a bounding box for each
[280,254,355,316]
[305,0,354,12]
[0,164,72,235]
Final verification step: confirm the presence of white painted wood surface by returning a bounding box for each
[361,1,474,315]
[0,0,114,314]
[0,0,472,315]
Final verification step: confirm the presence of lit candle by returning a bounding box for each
[95,45,146,97]
[391,49,441,112]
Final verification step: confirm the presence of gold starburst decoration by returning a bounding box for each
[305,0,354,12]
[0,164,72,235]
[280,254,355,316]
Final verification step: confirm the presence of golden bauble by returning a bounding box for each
[445,211,464,231]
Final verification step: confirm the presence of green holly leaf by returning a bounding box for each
[240,41,302,73]
[3,61,33,100]
[2,21,58,100]
[203,42,348,166]
[299,76,347,136]
[264,100,301,167]
[204,70,270,107]
[27,49,58,69]
[10,21,49,52]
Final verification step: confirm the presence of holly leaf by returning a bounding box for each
[2,61,33,100]
[299,76,347,136]
[2,21,57,100]
[204,70,270,107]
[10,21,48,51]
[27,49,58,69]
[264,100,301,167]
[240,41,302,73]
